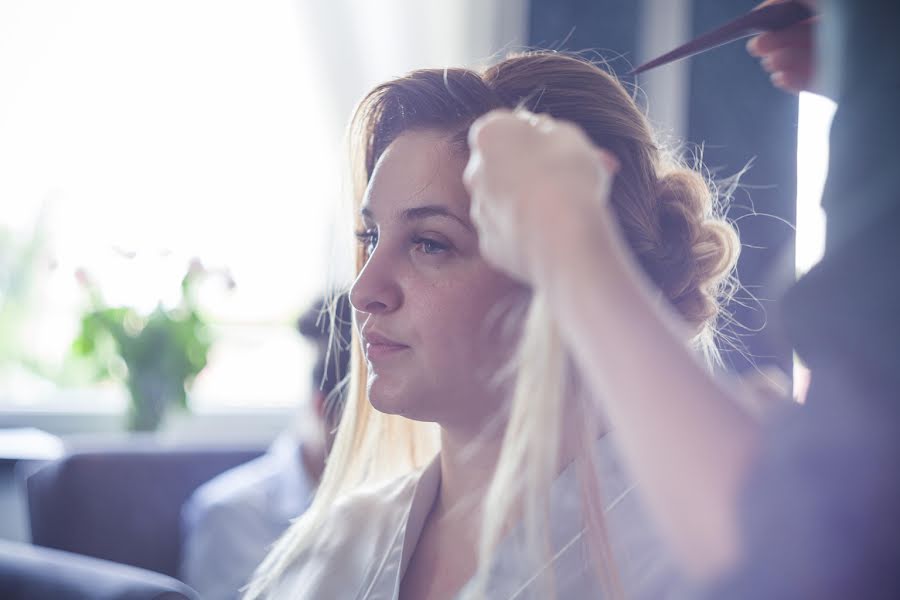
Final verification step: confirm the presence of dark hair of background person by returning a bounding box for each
[297,292,352,425]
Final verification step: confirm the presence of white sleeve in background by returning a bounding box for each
[179,436,313,599]
[181,498,281,600]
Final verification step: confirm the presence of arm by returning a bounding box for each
[540,203,760,579]
[465,113,762,579]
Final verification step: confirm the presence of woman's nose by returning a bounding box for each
[349,248,402,316]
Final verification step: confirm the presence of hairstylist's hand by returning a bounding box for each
[747,0,819,94]
[463,109,619,284]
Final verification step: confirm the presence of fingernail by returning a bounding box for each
[746,37,759,56]
[770,71,785,87]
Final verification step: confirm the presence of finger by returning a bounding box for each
[769,69,811,94]
[462,150,482,191]
[760,47,812,76]
[467,183,486,226]
[467,109,515,152]
[514,109,555,133]
[469,195,485,233]
[478,236,508,276]
[589,149,619,205]
[548,119,604,162]
[553,119,588,143]
[479,235,525,283]
[747,19,815,56]
[467,184,499,238]
[596,148,620,173]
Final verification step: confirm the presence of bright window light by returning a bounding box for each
[1,0,520,413]
[796,92,837,276]
[0,1,342,410]
[794,91,837,399]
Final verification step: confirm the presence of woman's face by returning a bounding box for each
[350,129,523,433]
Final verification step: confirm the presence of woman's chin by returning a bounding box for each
[367,376,414,417]
[368,396,423,421]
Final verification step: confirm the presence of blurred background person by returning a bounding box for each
[179,293,351,600]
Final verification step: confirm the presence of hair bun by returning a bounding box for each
[642,168,739,331]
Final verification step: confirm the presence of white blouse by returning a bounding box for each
[269,434,679,599]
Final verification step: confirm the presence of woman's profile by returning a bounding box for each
[244,51,740,600]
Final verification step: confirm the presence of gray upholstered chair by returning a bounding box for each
[0,538,199,600]
[23,444,264,578]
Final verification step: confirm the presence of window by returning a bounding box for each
[0,0,525,416]
[793,91,837,398]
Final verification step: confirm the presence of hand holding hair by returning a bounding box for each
[464,109,620,285]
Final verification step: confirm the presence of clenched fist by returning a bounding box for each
[463,109,619,284]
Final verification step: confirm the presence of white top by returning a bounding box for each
[268,434,679,599]
[180,433,315,600]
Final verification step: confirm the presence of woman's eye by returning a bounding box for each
[354,229,378,255]
[413,237,449,255]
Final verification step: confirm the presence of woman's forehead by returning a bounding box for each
[362,130,470,219]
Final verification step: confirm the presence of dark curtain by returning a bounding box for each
[529,0,798,376]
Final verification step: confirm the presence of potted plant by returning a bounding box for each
[71,261,214,431]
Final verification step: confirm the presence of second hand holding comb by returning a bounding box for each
[629,1,815,75]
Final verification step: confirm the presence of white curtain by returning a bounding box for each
[294,0,528,132]
[0,0,526,409]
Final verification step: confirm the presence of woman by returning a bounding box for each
[245,51,739,599]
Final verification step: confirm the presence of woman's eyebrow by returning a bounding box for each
[359,204,475,232]
[401,204,474,232]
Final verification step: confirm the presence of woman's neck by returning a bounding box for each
[397,424,505,600]
[434,424,503,523]
[434,398,607,518]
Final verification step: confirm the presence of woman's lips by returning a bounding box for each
[365,342,410,361]
[361,331,410,361]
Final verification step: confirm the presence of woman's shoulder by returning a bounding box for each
[318,468,424,547]
[269,467,429,598]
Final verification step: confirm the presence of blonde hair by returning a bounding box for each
[245,51,738,599]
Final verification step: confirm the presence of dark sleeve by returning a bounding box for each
[817,0,900,253]
[705,297,900,599]
[701,1,900,598]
